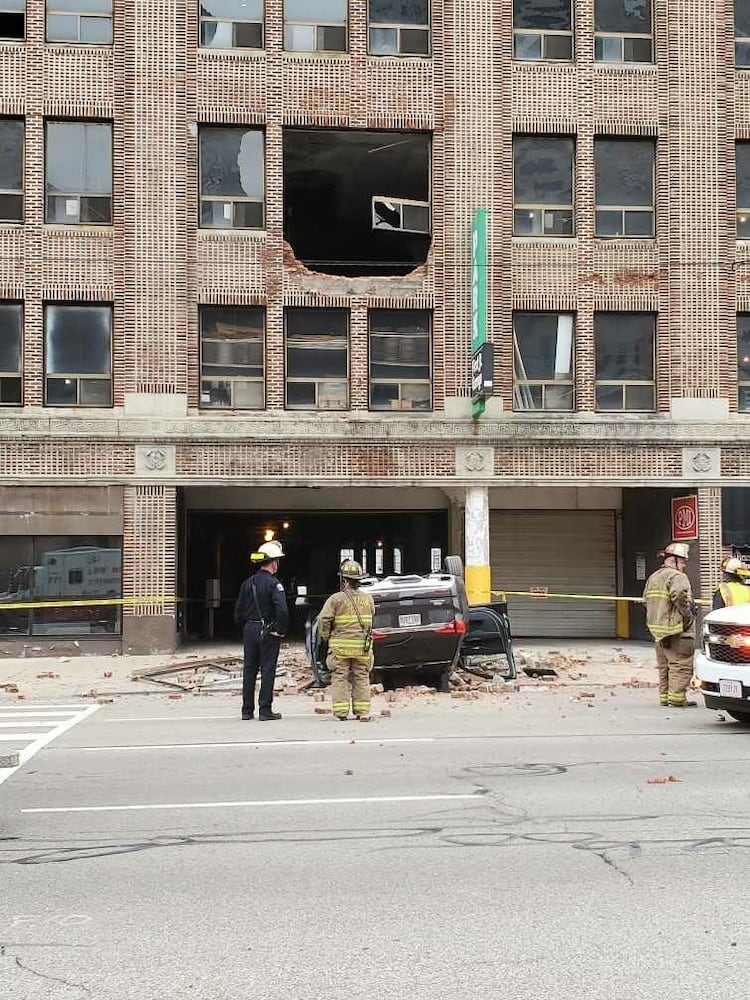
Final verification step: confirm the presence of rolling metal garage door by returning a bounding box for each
[490,511,617,638]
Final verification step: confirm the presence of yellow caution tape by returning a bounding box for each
[492,589,711,608]
[0,596,179,611]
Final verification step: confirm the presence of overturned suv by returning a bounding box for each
[695,604,750,723]
[306,562,515,692]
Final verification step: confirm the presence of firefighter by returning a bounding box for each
[318,560,375,721]
[712,557,750,610]
[642,541,697,708]
[233,540,289,722]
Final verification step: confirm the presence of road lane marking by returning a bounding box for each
[0,721,68,728]
[54,737,436,752]
[0,704,91,711]
[22,791,484,814]
[0,704,99,786]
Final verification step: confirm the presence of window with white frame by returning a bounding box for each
[513,312,574,411]
[0,118,23,223]
[200,0,264,50]
[513,135,574,237]
[372,196,430,234]
[45,121,112,224]
[369,0,429,57]
[0,1,24,39]
[0,302,22,406]
[594,312,655,411]
[594,0,652,63]
[595,138,654,237]
[738,314,750,411]
[200,305,264,409]
[369,309,431,411]
[285,0,347,52]
[200,126,264,230]
[513,0,572,62]
[47,0,112,44]
[45,304,112,407]
[737,142,750,239]
[285,307,348,410]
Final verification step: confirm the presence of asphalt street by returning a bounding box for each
[0,691,749,1000]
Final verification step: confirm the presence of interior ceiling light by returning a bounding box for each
[264,529,275,542]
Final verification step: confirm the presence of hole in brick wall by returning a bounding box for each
[283,128,431,277]
[0,12,24,39]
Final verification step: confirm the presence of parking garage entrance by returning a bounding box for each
[184,503,449,640]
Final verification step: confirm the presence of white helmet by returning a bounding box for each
[663,542,690,561]
[253,541,285,563]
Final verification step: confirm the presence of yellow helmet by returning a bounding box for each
[721,556,750,579]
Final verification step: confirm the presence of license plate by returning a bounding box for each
[719,679,744,699]
[398,613,422,627]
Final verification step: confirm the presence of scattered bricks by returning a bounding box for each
[314,706,332,715]
[380,708,392,718]
[283,685,300,696]
[0,751,20,769]
[168,693,183,700]
[96,697,114,705]
[16,694,25,700]
[385,690,398,703]
[103,671,113,678]
[1,683,19,694]
[370,683,385,695]
[581,692,596,699]
[36,672,57,680]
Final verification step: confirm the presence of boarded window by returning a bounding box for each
[200,127,264,229]
[0,118,23,222]
[285,308,348,410]
[45,304,112,407]
[369,309,431,411]
[200,0,264,49]
[45,121,113,224]
[594,313,655,411]
[595,138,654,237]
[200,305,264,410]
[513,136,574,236]
[0,302,22,406]
[513,312,574,411]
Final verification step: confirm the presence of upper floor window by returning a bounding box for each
[285,0,346,52]
[594,0,652,63]
[0,1,24,40]
[595,138,654,238]
[200,305,264,409]
[45,121,112,225]
[285,307,348,410]
[369,0,429,57]
[0,118,23,223]
[513,311,574,411]
[737,1,750,66]
[200,126,264,230]
[739,315,750,411]
[369,309,431,411]
[0,302,22,406]
[513,135,574,237]
[737,142,750,238]
[47,0,112,44]
[44,303,112,407]
[200,0,264,50]
[513,0,572,62]
[594,312,655,411]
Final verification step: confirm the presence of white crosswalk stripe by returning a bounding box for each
[0,704,99,786]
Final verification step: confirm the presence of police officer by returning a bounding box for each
[233,541,289,721]
[712,557,750,610]
[318,560,375,721]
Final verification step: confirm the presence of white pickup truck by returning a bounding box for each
[695,604,750,723]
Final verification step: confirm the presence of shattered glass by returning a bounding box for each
[513,137,573,205]
[200,128,264,199]
[595,139,653,207]
[595,0,651,34]
[369,0,428,26]
[513,0,571,31]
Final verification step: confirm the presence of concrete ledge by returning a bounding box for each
[670,397,730,422]
[124,393,188,418]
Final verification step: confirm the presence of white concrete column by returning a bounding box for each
[464,485,490,605]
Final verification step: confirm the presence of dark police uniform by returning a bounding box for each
[233,567,289,719]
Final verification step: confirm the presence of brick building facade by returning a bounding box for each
[0,1,746,653]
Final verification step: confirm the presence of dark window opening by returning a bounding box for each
[200,126,264,229]
[44,303,112,407]
[200,305,265,409]
[369,309,432,411]
[737,143,750,239]
[513,311,575,411]
[283,128,431,277]
[0,2,24,40]
[738,314,750,411]
[513,135,575,237]
[285,307,348,409]
[594,312,655,411]
[595,138,654,238]
[0,302,22,406]
[0,118,23,223]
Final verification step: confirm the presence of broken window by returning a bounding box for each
[200,305,264,410]
[369,0,430,57]
[595,138,654,238]
[0,1,24,39]
[513,0,573,61]
[45,121,112,224]
[47,0,112,44]
[513,135,574,237]
[595,0,652,63]
[737,143,750,238]
[737,1,750,66]
[513,312,574,411]
[285,0,346,52]
[0,303,22,406]
[594,312,654,411]
[283,128,431,277]
[45,304,112,407]
[369,309,431,411]
[285,308,348,410]
[739,314,750,411]
[0,118,23,223]
[200,0,264,49]
[200,127,264,230]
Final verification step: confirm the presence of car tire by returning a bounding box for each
[727,709,750,724]
[444,555,464,579]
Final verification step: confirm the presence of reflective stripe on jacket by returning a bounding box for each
[718,581,750,607]
[642,565,695,643]
[318,589,375,656]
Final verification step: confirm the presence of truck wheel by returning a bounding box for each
[444,555,464,578]
[727,710,750,724]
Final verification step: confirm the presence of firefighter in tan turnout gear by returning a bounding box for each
[642,541,697,708]
[318,560,375,721]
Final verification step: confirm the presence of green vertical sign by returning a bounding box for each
[471,208,489,419]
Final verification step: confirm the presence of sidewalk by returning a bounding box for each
[0,638,658,704]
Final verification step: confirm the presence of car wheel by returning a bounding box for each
[444,555,464,578]
[727,709,750,724]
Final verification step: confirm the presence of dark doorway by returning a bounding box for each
[185,508,448,639]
